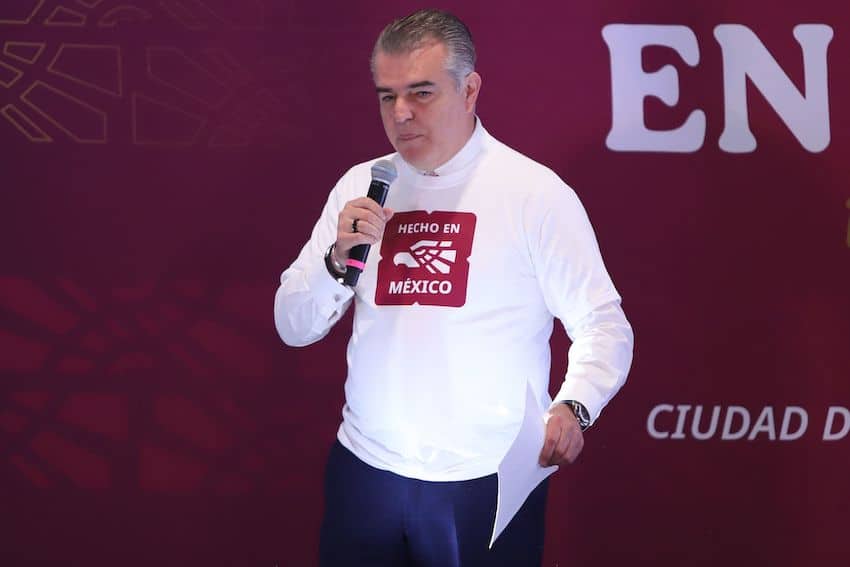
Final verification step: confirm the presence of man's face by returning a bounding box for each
[373,41,481,171]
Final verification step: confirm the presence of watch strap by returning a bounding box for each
[563,400,591,431]
[324,244,347,284]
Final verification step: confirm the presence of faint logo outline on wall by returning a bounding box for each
[0,0,288,148]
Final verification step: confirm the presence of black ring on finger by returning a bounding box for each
[352,219,359,233]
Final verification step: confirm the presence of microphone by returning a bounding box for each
[343,159,397,286]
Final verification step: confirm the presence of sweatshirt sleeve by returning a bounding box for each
[527,173,634,424]
[273,175,356,347]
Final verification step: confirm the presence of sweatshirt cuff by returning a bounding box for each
[304,251,354,320]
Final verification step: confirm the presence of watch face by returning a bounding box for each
[568,401,590,428]
[325,244,347,281]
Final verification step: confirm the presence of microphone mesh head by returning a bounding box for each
[371,160,398,185]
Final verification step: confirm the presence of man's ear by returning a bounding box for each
[464,71,482,112]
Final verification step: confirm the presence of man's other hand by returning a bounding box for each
[538,403,585,467]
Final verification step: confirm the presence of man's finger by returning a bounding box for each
[559,427,584,465]
[346,231,379,246]
[566,432,584,463]
[538,415,562,466]
[350,197,387,220]
[554,427,571,464]
[348,218,382,240]
[336,232,378,256]
[344,208,384,234]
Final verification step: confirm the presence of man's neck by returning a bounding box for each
[417,117,478,176]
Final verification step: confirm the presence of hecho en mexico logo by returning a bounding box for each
[375,211,476,307]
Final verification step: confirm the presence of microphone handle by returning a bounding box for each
[343,179,390,286]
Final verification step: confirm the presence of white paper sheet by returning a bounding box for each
[489,383,559,548]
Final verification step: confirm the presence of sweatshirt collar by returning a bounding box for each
[396,118,486,188]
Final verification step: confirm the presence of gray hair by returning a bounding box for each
[371,9,476,89]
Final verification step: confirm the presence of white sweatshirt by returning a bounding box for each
[275,120,633,481]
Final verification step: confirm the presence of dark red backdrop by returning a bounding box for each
[2,1,849,565]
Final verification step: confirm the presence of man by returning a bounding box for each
[274,9,633,566]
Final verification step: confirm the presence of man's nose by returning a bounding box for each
[393,98,413,123]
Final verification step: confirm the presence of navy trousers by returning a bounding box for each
[319,441,548,566]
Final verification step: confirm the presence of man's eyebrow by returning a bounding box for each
[375,81,436,93]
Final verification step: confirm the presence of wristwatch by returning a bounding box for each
[563,400,591,431]
[324,244,347,285]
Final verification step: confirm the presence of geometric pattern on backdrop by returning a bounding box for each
[0,0,291,147]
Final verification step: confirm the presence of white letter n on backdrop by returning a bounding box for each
[714,24,833,153]
[602,24,705,152]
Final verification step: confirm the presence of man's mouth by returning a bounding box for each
[398,134,422,142]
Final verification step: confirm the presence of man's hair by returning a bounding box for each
[371,9,476,89]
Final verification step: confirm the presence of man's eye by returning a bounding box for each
[415,91,432,98]
[380,95,395,103]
